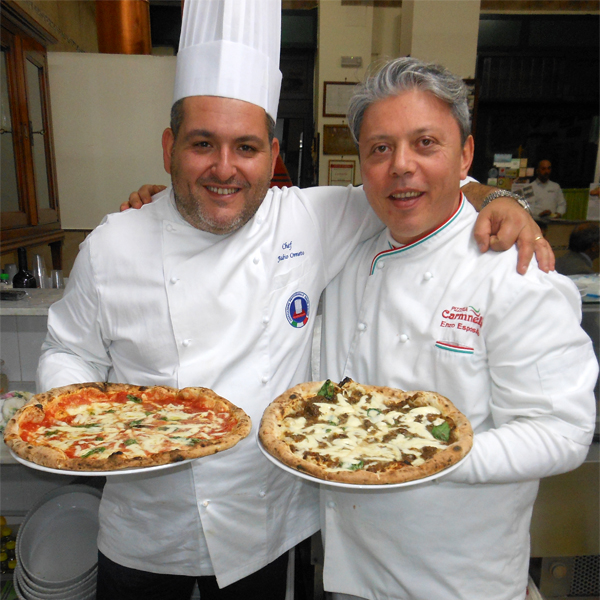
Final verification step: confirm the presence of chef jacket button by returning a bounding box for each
[202,500,209,507]
[377,261,385,269]
[166,224,175,232]
[262,316,270,325]
[170,277,179,284]
[424,272,433,281]
[327,501,335,509]
[358,323,367,331]
[182,339,191,347]
[262,376,269,384]
[259,490,266,498]
[253,256,260,265]
[399,334,409,343]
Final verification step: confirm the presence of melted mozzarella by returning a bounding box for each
[31,396,230,459]
[282,384,449,472]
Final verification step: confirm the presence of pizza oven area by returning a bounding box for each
[0,289,598,600]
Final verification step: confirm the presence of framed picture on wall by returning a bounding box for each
[328,160,355,186]
[323,82,357,117]
[322,125,358,156]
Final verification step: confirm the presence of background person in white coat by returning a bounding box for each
[320,57,598,600]
[529,159,567,218]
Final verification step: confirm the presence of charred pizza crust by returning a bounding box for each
[4,382,251,471]
[259,379,472,485]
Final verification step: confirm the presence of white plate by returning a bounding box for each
[258,436,469,489]
[17,486,101,587]
[9,449,198,476]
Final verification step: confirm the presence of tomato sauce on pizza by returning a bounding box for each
[4,383,251,471]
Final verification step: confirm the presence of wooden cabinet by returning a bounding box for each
[1,1,63,268]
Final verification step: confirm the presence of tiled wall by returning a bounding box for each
[0,316,48,391]
[0,315,75,519]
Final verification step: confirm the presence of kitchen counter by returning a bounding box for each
[0,288,64,316]
[0,290,64,441]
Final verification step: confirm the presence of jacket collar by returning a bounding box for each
[370,193,466,275]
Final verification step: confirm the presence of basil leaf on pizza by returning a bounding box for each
[259,378,472,485]
[4,383,251,472]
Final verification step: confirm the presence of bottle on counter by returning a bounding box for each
[4,263,17,285]
[12,247,37,289]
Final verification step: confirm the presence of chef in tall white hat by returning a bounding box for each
[164,0,283,237]
[38,1,384,598]
[38,1,554,599]
[175,0,282,122]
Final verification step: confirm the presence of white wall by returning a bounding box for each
[316,0,374,186]
[400,0,480,78]
[48,53,175,229]
[315,0,480,187]
[372,5,403,63]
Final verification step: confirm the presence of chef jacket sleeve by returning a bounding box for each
[556,186,567,215]
[299,185,383,283]
[36,238,111,392]
[443,270,598,485]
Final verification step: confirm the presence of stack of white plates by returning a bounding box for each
[13,485,101,600]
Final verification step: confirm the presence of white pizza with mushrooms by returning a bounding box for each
[259,378,472,485]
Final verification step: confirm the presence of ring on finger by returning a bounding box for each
[534,236,543,241]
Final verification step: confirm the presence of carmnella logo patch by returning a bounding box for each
[439,305,483,336]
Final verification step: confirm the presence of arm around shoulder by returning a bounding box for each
[466,184,554,274]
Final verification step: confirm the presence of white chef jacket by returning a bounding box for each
[37,185,382,587]
[529,179,567,217]
[320,195,597,600]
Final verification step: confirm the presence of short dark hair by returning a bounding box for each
[170,98,275,143]
[170,98,186,140]
[569,223,600,253]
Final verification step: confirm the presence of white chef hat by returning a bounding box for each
[174,0,282,122]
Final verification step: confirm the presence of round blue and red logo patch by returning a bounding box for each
[285,292,310,328]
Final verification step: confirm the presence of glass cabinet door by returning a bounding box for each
[0,19,59,232]
[1,2,63,266]
[1,46,19,213]
[25,53,52,215]
[0,31,28,230]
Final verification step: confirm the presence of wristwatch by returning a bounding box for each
[481,190,531,215]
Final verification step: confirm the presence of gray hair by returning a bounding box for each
[348,57,471,146]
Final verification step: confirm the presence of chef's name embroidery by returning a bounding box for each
[278,240,305,263]
[439,305,483,336]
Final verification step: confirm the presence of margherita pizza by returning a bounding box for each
[259,378,472,485]
[4,383,251,471]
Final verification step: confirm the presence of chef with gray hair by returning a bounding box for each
[320,57,597,600]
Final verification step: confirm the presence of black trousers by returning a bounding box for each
[96,550,289,600]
